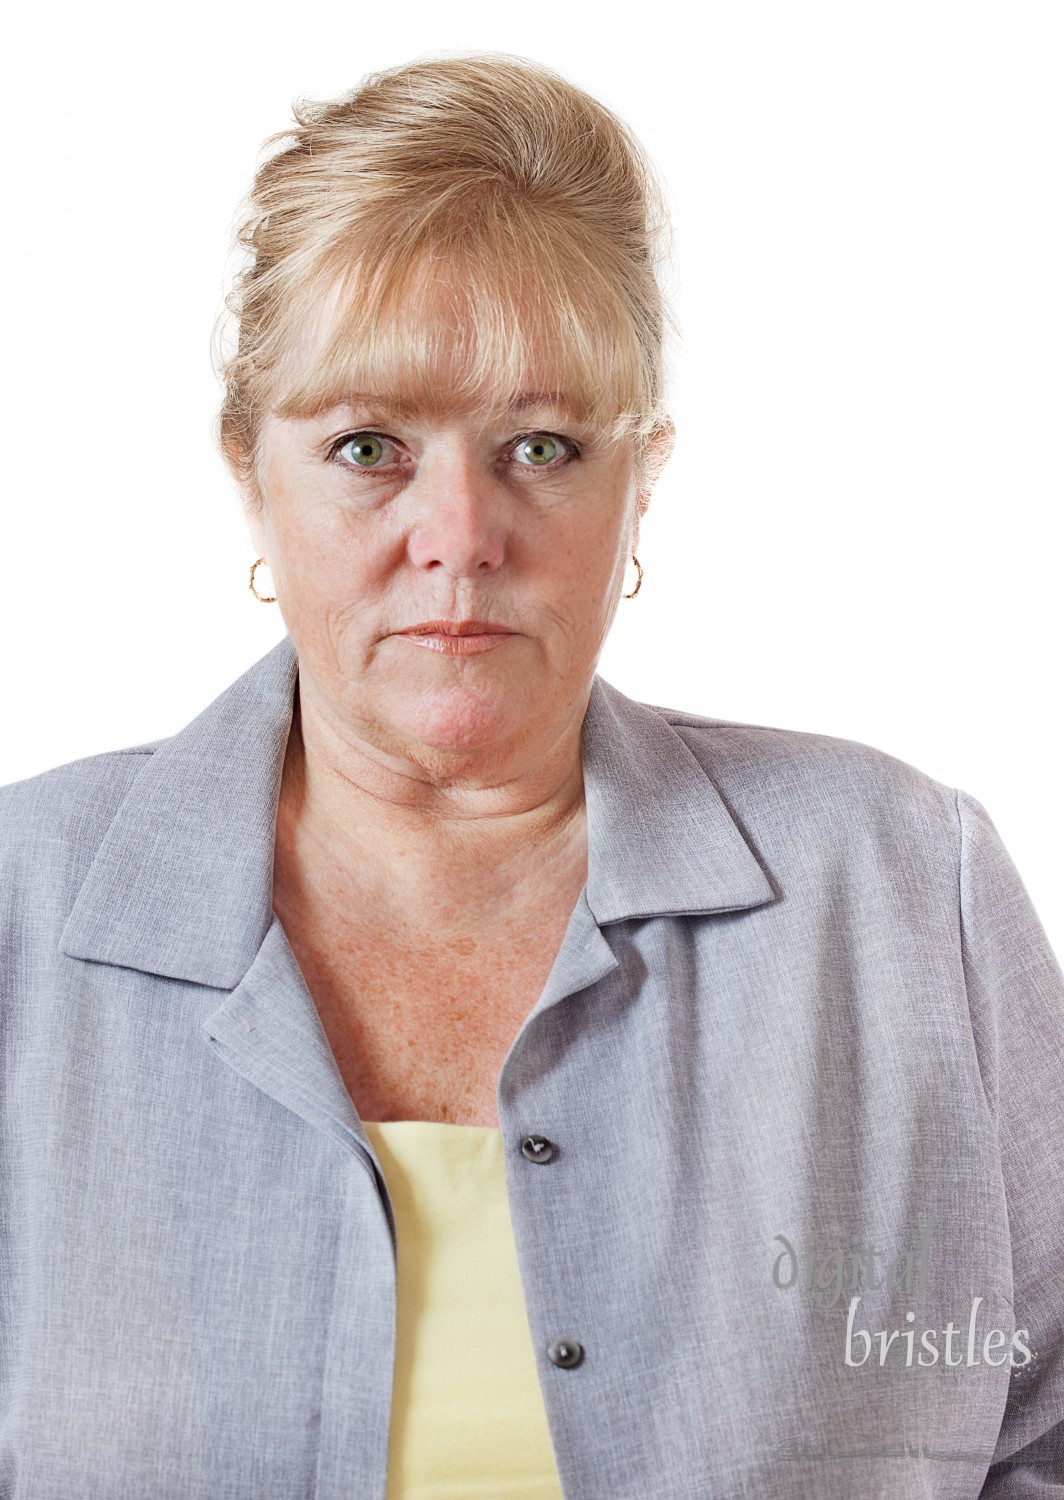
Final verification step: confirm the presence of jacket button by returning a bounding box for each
[521,1134,555,1163]
[547,1338,584,1368]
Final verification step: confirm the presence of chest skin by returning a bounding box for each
[273,892,580,1127]
[270,769,591,1129]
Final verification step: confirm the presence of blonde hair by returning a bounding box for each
[212,51,679,514]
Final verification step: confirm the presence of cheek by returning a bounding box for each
[540,520,626,630]
[276,505,379,587]
[567,508,628,589]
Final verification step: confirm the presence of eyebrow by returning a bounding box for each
[321,390,573,419]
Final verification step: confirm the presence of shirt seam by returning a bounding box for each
[954,784,999,1136]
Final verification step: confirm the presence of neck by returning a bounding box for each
[274,680,590,921]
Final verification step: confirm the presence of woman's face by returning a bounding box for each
[249,358,647,772]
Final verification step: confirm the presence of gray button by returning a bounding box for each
[521,1134,555,1163]
[547,1337,584,1368]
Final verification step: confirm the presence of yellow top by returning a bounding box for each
[362,1120,565,1500]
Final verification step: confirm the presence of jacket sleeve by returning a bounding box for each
[956,789,1064,1496]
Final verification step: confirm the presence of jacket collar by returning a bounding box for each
[60,634,776,988]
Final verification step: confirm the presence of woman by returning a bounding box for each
[2,50,1063,1500]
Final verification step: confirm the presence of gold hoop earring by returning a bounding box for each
[622,554,643,599]
[249,556,276,604]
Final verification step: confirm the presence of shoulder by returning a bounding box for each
[0,741,164,921]
[639,696,961,852]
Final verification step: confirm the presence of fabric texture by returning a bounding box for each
[2,631,1063,1499]
[362,1120,564,1498]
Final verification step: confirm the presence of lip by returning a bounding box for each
[401,619,516,636]
[397,619,519,657]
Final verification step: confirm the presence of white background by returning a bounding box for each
[3,3,1062,954]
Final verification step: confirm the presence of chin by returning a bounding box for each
[398,680,526,751]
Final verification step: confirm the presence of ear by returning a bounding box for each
[634,416,676,532]
[246,499,268,561]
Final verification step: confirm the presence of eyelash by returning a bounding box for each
[326,429,581,475]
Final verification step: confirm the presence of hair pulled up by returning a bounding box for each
[212,51,679,512]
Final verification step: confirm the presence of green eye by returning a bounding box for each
[516,434,558,466]
[347,434,385,467]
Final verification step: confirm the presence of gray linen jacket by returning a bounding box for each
[2,632,1064,1500]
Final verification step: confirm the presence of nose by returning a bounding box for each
[405,444,508,578]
